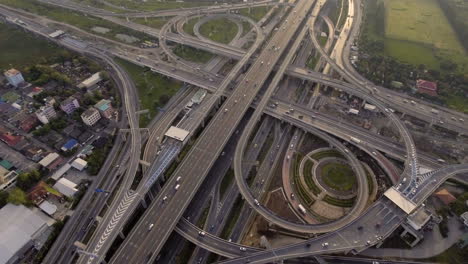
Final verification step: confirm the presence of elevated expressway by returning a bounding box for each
[107,1,317,263]
[38,0,280,18]
[30,0,468,133]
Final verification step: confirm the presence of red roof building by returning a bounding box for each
[416,79,437,96]
[27,181,63,205]
[0,132,23,147]
[434,188,456,205]
[20,115,39,132]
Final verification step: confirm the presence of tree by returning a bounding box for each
[16,170,41,191]
[0,191,8,209]
[7,188,31,206]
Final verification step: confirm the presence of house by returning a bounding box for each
[19,115,38,132]
[60,96,80,114]
[416,79,437,97]
[434,188,456,205]
[35,105,57,124]
[0,132,23,147]
[25,86,43,98]
[38,153,60,168]
[461,212,468,228]
[27,181,63,205]
[0,167,18,190]
[77,72,102,90]
[71,158,87,171]
[43,96,56,106]
[94,99,114,119]
[61,139,79,152]
[81,107,101,126]
[3,68,25,87]
[0,204,54,264]
[53,178,78,197]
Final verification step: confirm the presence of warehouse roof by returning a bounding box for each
[0,204,53,264]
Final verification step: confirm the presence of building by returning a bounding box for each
[43,96,56,106]
[0,167,18,190]
[19,115,38,133]
[81,107,101,126]
[27,181,63,205]
[53,178,78,197]
[0,132,23,147]
[0,204,54,264]
[434,188,456,205]
[61,139,79,152]
[71,158,87,171]
[38,153,60,168]
[407,207,432,230]
[4,69,25,87]
[60,96,80,114]
[94,99,114,119]
[416,79,437,97]
[461,212,468,228]
[77,72,102,89]
[35,105,57,124]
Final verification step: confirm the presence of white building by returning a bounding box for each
[77,72,102,89]
[38,153,60,168]
[35,105,57,124]
[461,212,468,227]
[81,107,101,126]
[53,178,78,197]
[0,204,54,264]
[71,158,87,171]
[4,69,25,87]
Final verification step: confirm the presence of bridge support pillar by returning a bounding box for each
[141,198,148,209]
[119,231,126,240]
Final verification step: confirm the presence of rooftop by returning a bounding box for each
[81,107,99,118]
[94,99,111,111]
[4,68,20,77]
[0,204,54,264]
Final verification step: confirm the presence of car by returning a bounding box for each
[224,108,229,113]
[254,199,260,206]
[321,242,328,247]
[357,226,363,231]
[148,224,154,230]
[239,247,247,252]
[306,243,311,247]
[162,196,168,202]
[174,184,180,190]
[176,176,181,182]
[198,231,206,237]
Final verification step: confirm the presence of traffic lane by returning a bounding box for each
[114,1,315,261]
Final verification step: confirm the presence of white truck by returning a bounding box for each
[350,137,362,144]
[298,204,306,215]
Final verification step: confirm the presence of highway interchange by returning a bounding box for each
[1,0,467,263]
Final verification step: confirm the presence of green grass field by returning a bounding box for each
[173,45,213,64]
[182,18,198,36]
[199,17,238,44]
[362,0,467,73]
[321,162,356,192]
[115,58,182,127]
[0,23,65,71]
[131,17,169,29]
[0,0,154,45]
[239,6,271,21]
[103,0,210,11]
[385,0,464,53]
